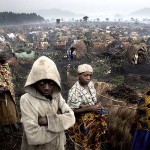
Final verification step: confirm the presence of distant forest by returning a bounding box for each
[0,12,45,25]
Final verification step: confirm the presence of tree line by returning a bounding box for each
[0,12,45,25]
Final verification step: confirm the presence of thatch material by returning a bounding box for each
[102,105,136,150]
[38,41,50,50]
[92,41,106,51]
[70,40,87,58]
[91,82,139,149]
[146,36,150,45]
[54,40,67,50]
[129,32,140,43]
[127,43,148,64]
[92,34,115,51]
[93,80,113,105]
[16,34,27,42]
[106,84,139,104]
[0,42,6,50]
[120,42,131,50]
[0,28,4,34]
[130,32,139,37]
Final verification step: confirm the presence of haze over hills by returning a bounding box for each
[36,8,85,20]
[36,7,150,20]
[129,7,150,18]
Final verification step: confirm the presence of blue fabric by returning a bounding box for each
[132,130,150,150]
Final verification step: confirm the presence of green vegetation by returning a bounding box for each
[0,12,44,25]
[111,75,124,85]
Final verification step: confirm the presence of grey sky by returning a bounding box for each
[0,0,150,15]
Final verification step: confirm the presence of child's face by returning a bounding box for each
[35,79,55,97]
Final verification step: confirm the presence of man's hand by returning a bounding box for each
[38,116,48,126]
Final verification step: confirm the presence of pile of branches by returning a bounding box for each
[106,84,139,104]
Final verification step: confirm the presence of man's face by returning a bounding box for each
[78,71,93,85]
[35,79,56,97]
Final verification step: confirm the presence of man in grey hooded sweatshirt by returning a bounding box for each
[20,56,75,150]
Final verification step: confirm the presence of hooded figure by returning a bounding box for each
[20,56,75,150]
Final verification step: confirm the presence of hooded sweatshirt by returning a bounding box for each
[20,56,75,150]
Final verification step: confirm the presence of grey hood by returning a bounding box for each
[24,56,61,94]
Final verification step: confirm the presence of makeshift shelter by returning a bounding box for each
[146,37,150,45]
[0,35,5,43]
[7,33,16,40]
[36,41,50,50]
[92,34,115,52]
[15,51,35,59]
[129,32,139,43]
[54,40,67,50]
[127,43,148,64]
[0,42,12,51]
[0,28,4,34]
[70,40,87,59]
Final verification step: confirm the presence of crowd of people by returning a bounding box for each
[0,51,150,150]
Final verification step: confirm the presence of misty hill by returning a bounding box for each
[0,12,44,25]
[36,8,84,19]
[129,8,150,18]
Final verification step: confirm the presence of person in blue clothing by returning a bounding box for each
[70,47,76,59]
